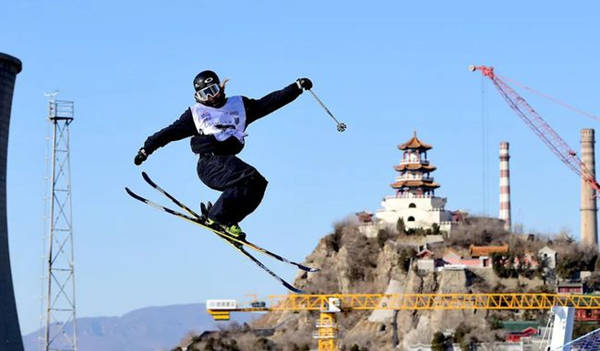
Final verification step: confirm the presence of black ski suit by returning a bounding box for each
[140,82,303,226]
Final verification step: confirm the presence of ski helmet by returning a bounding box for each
[193,70,226,106]
[193,70,220,91]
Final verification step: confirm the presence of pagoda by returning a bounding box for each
[375,132,454,233]
[392,132,439,196]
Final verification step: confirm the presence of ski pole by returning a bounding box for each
[307,89,347,132]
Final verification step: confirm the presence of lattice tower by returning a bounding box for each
[43,96,78,351]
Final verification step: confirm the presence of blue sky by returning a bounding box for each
[2,1,599,335]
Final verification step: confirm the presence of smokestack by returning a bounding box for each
[499,141,511,231]
[581,128,598,246]
[0,53,24,350]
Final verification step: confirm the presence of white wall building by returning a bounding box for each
[377,195,454,232]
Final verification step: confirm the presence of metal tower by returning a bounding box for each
[43,95,78,351]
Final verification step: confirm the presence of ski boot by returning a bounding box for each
[199,201,213,222]
[218,223,246,242]
[200,202,247,242]
[207,220,247,246]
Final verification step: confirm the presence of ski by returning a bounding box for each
[139,171,319,273]
[234,244,304,294]
[124,187,309,293]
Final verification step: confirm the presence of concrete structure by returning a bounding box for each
[416,248,435,271]
[499,141,511,231]
[356,211,379,237]
[357,223,378,238]
[0,53,24,350]
[549,306,574,350]
[375,132,455,233]
[581,128,598,247]
[417,259,435,271]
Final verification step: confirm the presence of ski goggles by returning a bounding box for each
[195,83,221,101]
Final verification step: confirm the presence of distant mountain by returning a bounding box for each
[23,303,252,351]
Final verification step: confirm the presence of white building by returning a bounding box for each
[538,246,557,269]
[375,132,456,233]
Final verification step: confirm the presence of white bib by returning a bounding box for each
[189,96,247,143]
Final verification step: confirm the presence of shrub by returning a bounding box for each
[555,243,598,279]
[446,217,508,248]
[376,229,390,248]
[396,217,406,234]
[324,228,344,252]
[398,247,416,272]
[460,336,479,351]
[292,344,310,351]
[454,322,471,345]
[431,331,449,351]
[584,273,600,293]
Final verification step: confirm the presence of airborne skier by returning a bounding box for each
[133,70,313,240]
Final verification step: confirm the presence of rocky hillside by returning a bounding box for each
[177,219,579,351]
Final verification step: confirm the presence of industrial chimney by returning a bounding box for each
[499,141,511,231]
[581,128,598,246]
[0,53,24,350]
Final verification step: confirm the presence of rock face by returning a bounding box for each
[184,223,537,350]
[368,279,404,323]
[253,225,494,350]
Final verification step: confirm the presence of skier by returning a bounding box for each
[133,70,313,240]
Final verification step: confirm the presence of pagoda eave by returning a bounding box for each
[394,164,437,172]
[398,144,432,151]
[391,181,440,189]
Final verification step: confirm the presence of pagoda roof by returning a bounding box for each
[355,211,374,223]
[391,180,440,189]
[469,244,509,257]
[398,132,432,150]
[395,164,437,172]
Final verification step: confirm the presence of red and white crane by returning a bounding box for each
[469,64,600,195]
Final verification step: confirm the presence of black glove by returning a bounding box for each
[134,148,148,166]
[296,78,313,91]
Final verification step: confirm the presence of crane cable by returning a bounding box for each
[497,73,600,122]
[470,64,600,196]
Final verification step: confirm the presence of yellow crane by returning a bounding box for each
[207,293,600,351]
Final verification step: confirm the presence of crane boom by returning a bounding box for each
[207,293,600,351]
[469,65,600,195]
[208,293,600,316]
